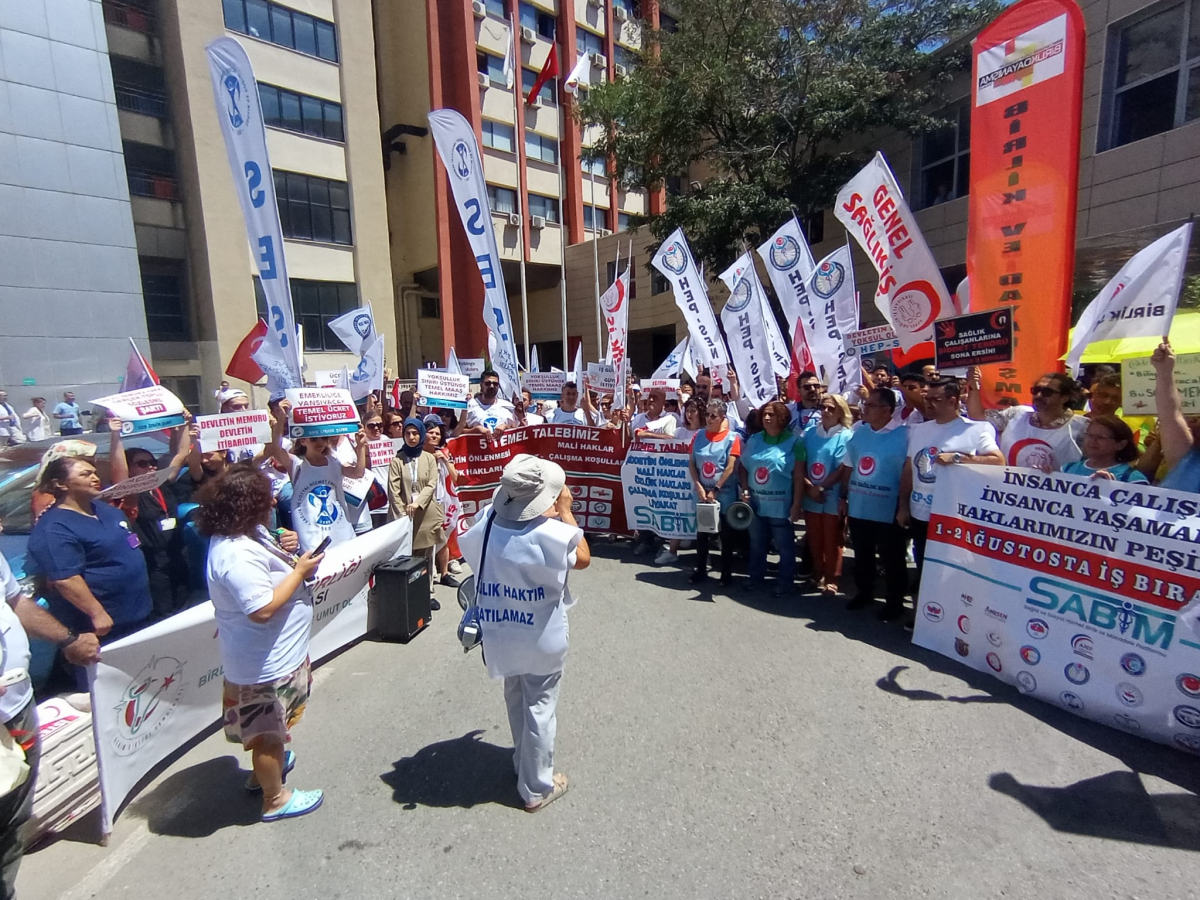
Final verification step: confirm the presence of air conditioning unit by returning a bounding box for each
[531,94,545,107]
[520,25,536,42]
[613,6,629,20]
[590,52,607,68]
[587,0,604,8]
[477,71,490,87]
[471,0,486,17]
[599,228,611,236]
[614,63,627,78]
[530,215,547,229]
[507,212,521,226]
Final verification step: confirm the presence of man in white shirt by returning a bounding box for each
[0,394,20,446]
[545,383,594,426]
[516,389,545,426]
[889,372,928,429]
[631,388,677,439]
[465,370,517,435]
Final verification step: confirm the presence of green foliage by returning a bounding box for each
[577,0,1000,268]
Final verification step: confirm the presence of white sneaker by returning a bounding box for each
[655,551,679,565]
[448,559,464,575]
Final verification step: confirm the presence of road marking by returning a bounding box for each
[59,821,151,900]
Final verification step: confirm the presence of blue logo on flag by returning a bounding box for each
[451,140,473,179]
[811,260,845,299]
[221,69,246,129]
[661,242,687,274]
[769,235,801,270]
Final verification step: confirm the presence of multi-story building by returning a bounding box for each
[99,0,395,410]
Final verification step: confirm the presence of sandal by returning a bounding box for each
[262,787,324,822]
[524,773,569,812]
[245,750,296,791]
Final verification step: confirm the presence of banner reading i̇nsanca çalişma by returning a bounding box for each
[913,465,1200,755]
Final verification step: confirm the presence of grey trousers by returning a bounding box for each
[503,671,562,806]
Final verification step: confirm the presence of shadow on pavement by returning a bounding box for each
[989,770,1200,851]
[125,756,261,836]
[381,730,524,811]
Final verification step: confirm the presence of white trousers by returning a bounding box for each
[503,671,562,805]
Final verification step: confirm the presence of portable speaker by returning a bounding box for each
[369,556,431,642]
[695,501,721,534]
[725,500,754,531]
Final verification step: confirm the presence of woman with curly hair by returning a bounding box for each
[197,464,325,822]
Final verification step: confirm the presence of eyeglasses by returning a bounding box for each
[131,457,157,469]
[706,412,722,420]
[1031,386,1060,397]
[365,422,384,431]
[482,381,500,389]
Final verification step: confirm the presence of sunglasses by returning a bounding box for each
[820,406,838,412]
[386,421,403,429]
[706,412,722,419]
[365,422,384,431]
[801,384,820,391]
[1031,386,1060,397]
[131,457,157,469]
[482,381,500,389]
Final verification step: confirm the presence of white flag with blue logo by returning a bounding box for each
[757,217,817,342]
[717,254,776,406]
[428,109,521,401]
[328,307,376,357]
[651,337,688,379]
[206,37,301,389]
[806,245,861,395]
[348,336,385,402]
[651,229,730,368]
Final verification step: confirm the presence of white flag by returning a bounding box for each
[503,16,517,89]
[447,346,464,376]
[835,152,949,352]
[718,254,777,406]
[206,37,301,388]
[335,367,349,391]
[572,344,583,388]
[759,289,792,380]
[564,51,591,94]
[1065,223,1192,374]
[601,259,631,403]
[348,336,384,402]
[530,345,541,373]
[328,306,376,356]
[807,246,861,395]
[428,109,521,400]
[757,217,817,341]
[651,229,730,368]
[251,332,296,399]
[652,337,688,379]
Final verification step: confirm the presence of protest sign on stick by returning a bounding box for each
[416,370,470,409]
[92,386,186,435]
[195,410,272,452]
[285,387,360,438]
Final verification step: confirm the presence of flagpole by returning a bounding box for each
[555,76,568,365]
[590,173,602,360]
[510,14,531,370]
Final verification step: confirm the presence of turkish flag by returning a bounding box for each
[787,319,817,402]
[527,43,559,105]
[225,318,268,384]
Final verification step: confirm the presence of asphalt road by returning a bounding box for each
[20,543,1200,900]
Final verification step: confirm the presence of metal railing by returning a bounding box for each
[114,84,167,118]
[126,168,178,200]
[102,0,156,33]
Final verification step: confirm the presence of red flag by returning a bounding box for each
[225,319,268,384]
[527,43,559,105]
[123,339,159,392]
[787,319,816,402]
[390,377,402,409]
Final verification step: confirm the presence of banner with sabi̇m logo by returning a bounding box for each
[620,438,697,539]
[651,229,730,369]
[913,465,1200,755]
[89,520,412,832]
[206,37,301,389]
[428,109,521,401]
[717,253,776,406]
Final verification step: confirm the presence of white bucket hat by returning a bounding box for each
[492,453,566,522]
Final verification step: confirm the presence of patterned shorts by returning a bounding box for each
[222,658,312,749]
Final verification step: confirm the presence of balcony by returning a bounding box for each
[127,168,179,201]
[115,84,167,118]
[102,0,155,33]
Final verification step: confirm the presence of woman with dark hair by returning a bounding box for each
[388,418,445,605]
[688,399,743,586]
[423,419,462,587]
[198,464,325,822]
[739,400,804,595]
[1063,414,1147,483]
[967,368,1083,472]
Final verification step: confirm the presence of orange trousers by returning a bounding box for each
[804,512,844,582]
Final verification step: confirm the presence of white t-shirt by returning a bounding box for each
[22,408,48,442]
[988,406,1084,472]
[206,533,313,685]
[906,417,1000,521]
[466,398,517,430]
[888,403,926,430]
[674,426,700,445]
[631,412,678,437]
[0,405,18,440]
[522,413,546,426]
[458,514,582,680]
[546,406,592,426]
[0,554,31,722]
[289,455,357,552]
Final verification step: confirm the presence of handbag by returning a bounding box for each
[457,511,495,653]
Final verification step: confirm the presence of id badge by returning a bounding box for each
[159,517,177,532]
[127,532,142,549]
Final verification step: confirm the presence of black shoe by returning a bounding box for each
[879,604,906,622]
[719,575,733,588]
[688,570,708,584]
[903,612,915,631]
[771,584,792,598]
[429,597,441,611]
[845,595,870,610]
[439,573,462,588]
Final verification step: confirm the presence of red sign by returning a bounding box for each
[447,425,630,534]
[292,404,357,424]
[966,0,1085,406]
[134,403,167,416]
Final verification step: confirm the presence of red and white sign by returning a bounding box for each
[195,410,272,452]
[284,387,360,438]
[368,438,402,469]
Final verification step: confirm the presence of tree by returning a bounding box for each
[577,0,1000,269]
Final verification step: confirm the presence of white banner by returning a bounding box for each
[89,520,413,832]
[368,437,402,469]
[417,370,470,409]
[196,410,271,452]
[913,465,1200,755]
[285,387,360,438]
[757,217,817,341]
[717,254,776,406]
[459,357,486,380]
[428,109,521,400]
[97,468,175,500]
[348,336,384,402]
[601,262,631,404]
[845,323,901,355]
[1125,352,1200,415]
[206,37,301,388]
[521,371,567,400]
[621,439,697,539]
[92,385,186,435]
[651,229,730,368]
[835,152,950,352]
[808,245,862,395]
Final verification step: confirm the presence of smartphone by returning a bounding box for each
[311,536,333,557]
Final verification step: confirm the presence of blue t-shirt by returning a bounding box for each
[843,424,909,522]
[741,431,804,519]
[27,502,153,633]
[802,426,850,514]
[1062,460,1148,484]
[1159,448,1200,492]
[691,428,742,506]
[53,401,80,430]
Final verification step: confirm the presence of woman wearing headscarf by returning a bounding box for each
[387,418,445,608]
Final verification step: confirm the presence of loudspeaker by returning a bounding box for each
[725,500,754,531]
[695,501,721,534]
[369,556,431,642]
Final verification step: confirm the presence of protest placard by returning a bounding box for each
[1124,353,1200,415]
[91,386,186,435]
[417,370,470,409]
[459,358,486,380]
[195,410,271,452]
[522,371,567,400]
[934,308,1013,369]
[844,324,902,355]
[368,437,401,469]
[285,387,360,438]
[98,468,176,500]
[620,439,697,539]
[640,378,681,397]
[586,363,618,394]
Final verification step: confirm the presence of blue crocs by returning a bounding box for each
[262,788,324,822]
[245,750,296,791]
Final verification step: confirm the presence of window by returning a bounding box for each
[291,280,359,351]
[613,0,639,16]
[581,153,607,176]
[140,259,189,341]
[528,193,560,223]
[487,184,518,215]
[606,260,636,298]
[617,212,632,231]
[659,12,678,33]
[614,45,639,71]
[577,28,604,58]
[274,171,352,245]
[665,174,682,196]
[1104,2,1200,149]
[525,132,558,163]
[223,0,338,62]
[519,2,556,38]
[485,0,505,18]
[420,295,440,319]
[482,119,515,152]
[160,376,201,414]
[916,104,970,209]
[651,269,669,295]
[478,52,505,85]
[522,68,555,104]
[802,210,824,245]
[583,204,607,230]
[259,84,344,142]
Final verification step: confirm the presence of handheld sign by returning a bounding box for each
[417,370,470,409]
[91,386,186,435]
[933,308,1014,369]
[195,410,272,452]
[521,371,567,400]
[98,467,176,500]
[285,387,360,438]
[368,437,402,469]
[459,358,486,380]
[844,324,902,356]
[586,363,617,394]
[1124,353,1200,415]
[640,378,681,398]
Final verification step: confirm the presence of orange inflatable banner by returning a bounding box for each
[966,0,1086,406]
